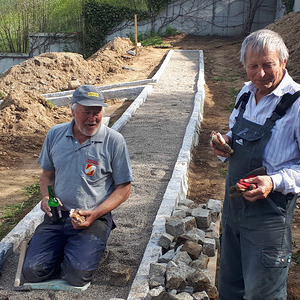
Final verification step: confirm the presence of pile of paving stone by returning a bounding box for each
[146,198,222,300]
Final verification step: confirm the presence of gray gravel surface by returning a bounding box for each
[0,50,199,300]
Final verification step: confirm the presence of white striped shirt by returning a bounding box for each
[227,70,300,195]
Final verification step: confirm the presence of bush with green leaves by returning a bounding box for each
[145,0,170,15]
[82,1,152,57]
[282,0,295,13]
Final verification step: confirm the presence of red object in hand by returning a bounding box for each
[236,175,257,190]
[230,166,266,198]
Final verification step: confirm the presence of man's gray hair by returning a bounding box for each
[240,29,289,67]
[70,102,105,114]
[71,103,77,112]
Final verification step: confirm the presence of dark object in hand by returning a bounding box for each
[210,131,234,154]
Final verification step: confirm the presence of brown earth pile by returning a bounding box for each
[266,12,300,82]
[0,91,70,134]
[0,91,72,167]
[0,37,135,96]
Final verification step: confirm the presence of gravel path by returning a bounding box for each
[0,50,200,300]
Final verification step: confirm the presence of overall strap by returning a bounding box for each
[265,91,300,127]
[235,91,251,118]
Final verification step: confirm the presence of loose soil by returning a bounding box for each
[1,12,300,299]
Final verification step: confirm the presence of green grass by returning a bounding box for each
[140,35,172,47]
[140,35,164,46]
[128,26,179,48]
[163,26,180,37]
[153,43,172,48]
[0,181,41,240]
[292,250,300,265]
[219,168,228,177]
[226,86,240,111]
[212,74,239,82]
[46,99,55,108]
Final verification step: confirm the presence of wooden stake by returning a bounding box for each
[134,14,138,54]
[14,240,28,288]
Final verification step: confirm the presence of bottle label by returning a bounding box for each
[50,206,63,223]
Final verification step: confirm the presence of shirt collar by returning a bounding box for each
[90,123,105,142]
[66,119,75,137]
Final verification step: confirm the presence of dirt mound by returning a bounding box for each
[0,90,72,166]
[266,11,300,82]
[0,37,134,96]
[89,37,134,60]
[0,90,71,135]
[87,37,134,76]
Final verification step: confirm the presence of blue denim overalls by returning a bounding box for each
[218,92,298,300]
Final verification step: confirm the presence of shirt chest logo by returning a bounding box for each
[85,159,99,176]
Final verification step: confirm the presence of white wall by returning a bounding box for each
[107,0,285,41]
[294,0,300,11]
[0,53,29,74]
[0,33,80,74]
[29,33,80,57]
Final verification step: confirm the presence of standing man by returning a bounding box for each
[211,29,300,299]
[23,85,133,287]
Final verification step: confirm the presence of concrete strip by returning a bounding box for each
[95,79,156,90]
[111,85,153,132]
[127,50,206,300]
[151,50,174,82]
[45,86,146,106]
[41,79,156,99]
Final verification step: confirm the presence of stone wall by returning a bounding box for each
[106,0,285,41]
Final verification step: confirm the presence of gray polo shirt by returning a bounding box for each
[38,120,133,211]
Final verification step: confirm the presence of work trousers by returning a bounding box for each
[219,193,295,300]
[23,211,113,286]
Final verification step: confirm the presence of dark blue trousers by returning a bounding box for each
[219,178,296,300]
[23,212,113,286]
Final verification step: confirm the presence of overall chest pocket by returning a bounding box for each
[229,120,269,179]
[232,120,268,152]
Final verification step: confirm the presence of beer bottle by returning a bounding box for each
[47,185,62,223]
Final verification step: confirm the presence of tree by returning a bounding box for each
[0,0,52,53]
[0,0,82,53]
[243,0,271,35]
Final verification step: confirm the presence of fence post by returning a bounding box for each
[134,14,138,54]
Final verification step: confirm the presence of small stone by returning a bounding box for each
[108,263,131,286]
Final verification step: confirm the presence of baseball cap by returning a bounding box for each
[72,85,108,107]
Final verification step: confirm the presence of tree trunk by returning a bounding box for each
[243,0,265,35]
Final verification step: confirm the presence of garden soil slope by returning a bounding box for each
[0,11,300,299]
